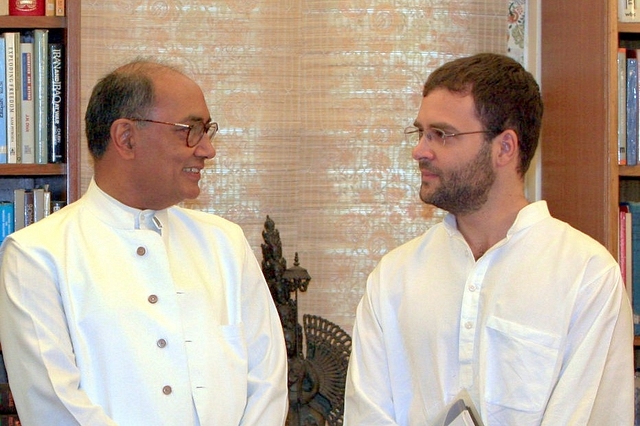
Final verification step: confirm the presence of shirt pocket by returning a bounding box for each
[484,315,561,412]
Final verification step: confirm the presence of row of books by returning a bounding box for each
[0,30,65,165]
[0,185,62,244]
[619,202,640,334]
[618,47,640,166]
[0,0,64,17]
[0,352,19,425]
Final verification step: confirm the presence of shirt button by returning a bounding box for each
[468,284,477,292]
[136,246,146,256]
[157,339,167,348]
[148,295,158,304]
[162,385,172,395]
[464,321,473,329]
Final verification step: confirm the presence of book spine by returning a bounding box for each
[48,43,64,163]
[0,384,16,415]
[0,1,8,16]
[45,0,54,16]
[619,48,628,165]
[20,37,34,164]
[0,202,13,245]
[8,0,44,16]
[4,33,20,164]
[12,189,23,231]
[626,55,638,166]
[23,190,33,227]
[0,414,21,426]
[620,0,640,22]
[54,0,63,16]
[0,36,7,163]
[32,187,44,222]
[33,29,48,164]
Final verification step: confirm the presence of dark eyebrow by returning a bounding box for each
[182,115,211,125]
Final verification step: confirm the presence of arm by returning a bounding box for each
[344,272,399,426]
[0,238,117,426]
[541,267,634,425]
[239,239,288,425]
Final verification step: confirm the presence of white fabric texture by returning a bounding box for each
[0,179,288,426]
[344,201,634,426]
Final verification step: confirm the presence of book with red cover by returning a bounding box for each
[8,0,44,16]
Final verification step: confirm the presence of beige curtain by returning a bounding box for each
[81,0,508,333]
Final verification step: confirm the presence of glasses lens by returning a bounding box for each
[425,128,446,145]
[186,122,206,147]
[206,122,219,140]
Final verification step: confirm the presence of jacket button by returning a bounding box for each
[136,246,146,256]
[162,385,172,395]
[157,339,167,348]
[148,295,158,304]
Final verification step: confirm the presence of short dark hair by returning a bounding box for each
[422,53,543,176]
[84,58,179,159]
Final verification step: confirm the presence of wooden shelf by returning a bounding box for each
[0,16,66,29]
[619,22,640,33]
[0,164,66,176]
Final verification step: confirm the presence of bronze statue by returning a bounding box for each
[261,216,352,426]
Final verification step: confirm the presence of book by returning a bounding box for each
[0,1,7,15]
[620,203,633,302]
[54,0,62,16]
[12,189,24,232]
[8,0,44,15]
[627,54,639,166]
[23,190,33,227]
[0,36,7,163]
[0,202,13,245]
[32,187,45,221]
[0,383,16,415]
[33,29,48,164]
[625,201,640,334]
[619,48,628,166]
[4,32,21,164]
[621,0,640,22]
[48,43,64,163]
[433,389,483,426]
[20,34,34,164]
[0,414,20,426]
[45,0,53,16]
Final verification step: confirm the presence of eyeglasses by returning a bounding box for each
[129,118,219,147]
[404,126,492,147]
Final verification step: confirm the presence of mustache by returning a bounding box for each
[418,160,439,175]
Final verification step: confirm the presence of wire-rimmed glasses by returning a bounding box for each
[129,118,219,147]
[404,126,492,146]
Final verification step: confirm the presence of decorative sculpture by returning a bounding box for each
[261,216,352,426]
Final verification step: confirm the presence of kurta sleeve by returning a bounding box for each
[539,267,634,426]
[344,269,399,426]
[0,238,118,426]
[238,238,288,425]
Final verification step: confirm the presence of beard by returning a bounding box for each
[418,142,496,215]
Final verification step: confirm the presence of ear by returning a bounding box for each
[110,118,137,159]
[495,129,518,168]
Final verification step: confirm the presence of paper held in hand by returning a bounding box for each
[432,389,484,426]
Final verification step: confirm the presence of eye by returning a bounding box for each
[427,128,447,143]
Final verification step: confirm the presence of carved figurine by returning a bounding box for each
[261,216,352,426]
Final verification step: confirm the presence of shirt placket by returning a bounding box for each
[459,255,489,389]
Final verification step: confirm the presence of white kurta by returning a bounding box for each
[0,180,288,425]
[345,201,634,426]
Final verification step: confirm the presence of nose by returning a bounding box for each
[411,134,434,161]
[195,140,216,159]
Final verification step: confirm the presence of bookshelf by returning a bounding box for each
[0,8,80,205]
[540,2,640,342]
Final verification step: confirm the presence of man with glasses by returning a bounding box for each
[344,53,633,425]
[0,59,288,425]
